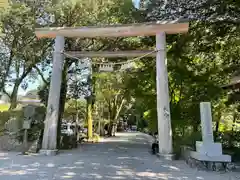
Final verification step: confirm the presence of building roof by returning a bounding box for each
[222,76,240,89]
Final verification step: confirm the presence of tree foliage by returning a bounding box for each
[123,0,240,153]
[0,3,53,109]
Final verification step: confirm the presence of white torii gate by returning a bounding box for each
[35,19,189,159]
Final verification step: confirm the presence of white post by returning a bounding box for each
[200,102,214,143]
[156,32,174,160]
[189,102,231,163]
[40,36,65,156]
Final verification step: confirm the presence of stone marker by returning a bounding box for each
[23,105,35,129]
[190,102,231,162]
[5,117,19,133]
[200,102,214,143]
[24,105,36,120]
[23,121,31,130]
[22,105,36,152]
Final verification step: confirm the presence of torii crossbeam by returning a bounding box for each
[36,19,188,38]
[35,19,189,159]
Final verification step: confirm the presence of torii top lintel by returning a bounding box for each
[35,19,189,38]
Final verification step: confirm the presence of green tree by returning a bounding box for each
[95,72,131,135]
[63,99,86,123]
[125,0,240,150]
[0,3,52,109]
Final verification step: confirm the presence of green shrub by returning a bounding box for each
[22,106,46,142]
[93,133,101,142]
[173,130,202,158]
[0,106,46,142]
[0,110,24,131]
[0,104,10,112]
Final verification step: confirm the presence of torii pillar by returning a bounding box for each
[40,36,65,156]
[156,32,174,160]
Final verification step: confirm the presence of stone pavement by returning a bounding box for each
[0,132,239,180]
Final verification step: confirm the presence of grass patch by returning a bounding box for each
[93,133,101,142]
[0,104,9,112]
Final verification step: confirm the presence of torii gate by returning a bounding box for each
[35,19,189,159]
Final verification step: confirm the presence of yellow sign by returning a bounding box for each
[0,0,9,8]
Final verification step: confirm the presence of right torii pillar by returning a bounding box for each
[156,32,174,160]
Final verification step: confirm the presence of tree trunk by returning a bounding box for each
[193,120,199,132]
[56,75,68,149]
[107,99,125,136]
[9,67,34,110]
[113,99,125,122]
[57,63,69,149]
[87,97,93,140]
[0,39,16,97]
[9,81,20,110]
[214,120,220,141]
[107,103,114,136]
[214,111,221,141]
[232,112,236,132]
[107,122,114,136]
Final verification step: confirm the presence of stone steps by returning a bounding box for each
[27,131,42,153]
[27,140,39,153]
[186,156,237,172]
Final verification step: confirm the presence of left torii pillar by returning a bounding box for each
[40,36,65,156]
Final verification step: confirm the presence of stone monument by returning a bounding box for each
[22,105,35,152]
[5,117,19,133]
[23,105,35,129]
[190,102,231,163]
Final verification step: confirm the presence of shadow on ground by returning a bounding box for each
[0,132,239,180]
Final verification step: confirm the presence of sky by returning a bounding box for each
[6,71,48,96]
[133,0,140,8]
[10,0,140,96]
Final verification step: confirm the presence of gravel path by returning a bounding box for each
[0,132,239,180]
